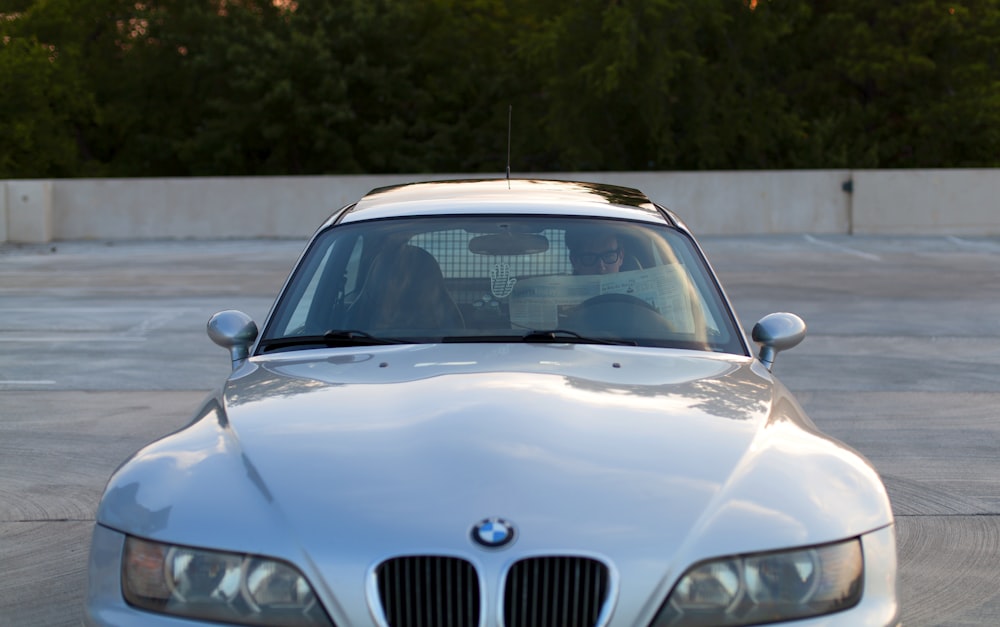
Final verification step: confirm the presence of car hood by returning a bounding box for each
[98,343,892,617]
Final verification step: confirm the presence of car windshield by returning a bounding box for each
[259,216,746,355]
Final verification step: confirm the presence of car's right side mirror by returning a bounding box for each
[752,312,806,371]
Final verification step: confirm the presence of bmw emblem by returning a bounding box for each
[471,517,516,549]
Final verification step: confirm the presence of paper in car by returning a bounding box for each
[508,265,697,332]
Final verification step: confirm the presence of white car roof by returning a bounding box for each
[333,179,673,225]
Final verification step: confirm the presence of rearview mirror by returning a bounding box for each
[469,232,549,256]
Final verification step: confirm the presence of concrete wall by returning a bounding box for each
[3,180,54,243]
[555,170,852,235]
[853,169,1000,235]
[2,169,998,243]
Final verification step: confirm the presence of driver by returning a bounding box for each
[566,228,624,275]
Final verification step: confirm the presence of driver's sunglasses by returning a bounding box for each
[572,248,623,266]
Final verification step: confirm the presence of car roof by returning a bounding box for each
[332,179,672,226]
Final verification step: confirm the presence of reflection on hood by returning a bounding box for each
[227,343,770,423]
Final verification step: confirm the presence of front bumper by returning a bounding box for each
[84,523,899,627]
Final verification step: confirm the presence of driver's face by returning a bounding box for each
[571,235,623,275]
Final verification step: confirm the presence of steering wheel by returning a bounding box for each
[566,293,678,337]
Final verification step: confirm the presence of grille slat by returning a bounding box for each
[377,556,479,627]
[504,556,610,627]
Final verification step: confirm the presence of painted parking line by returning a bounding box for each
[0,307,195,312]
[947,236,1000,253]
[803,234,882,261]
[0,308,195,342]
[0,335,148,342]
[0,380,56,385]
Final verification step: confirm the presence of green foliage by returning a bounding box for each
[1,0,998,177]
[0,5,96,177]
[771,0,1000,167]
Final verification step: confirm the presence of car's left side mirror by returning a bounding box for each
[207,310,259,370]
[752,312,806,371]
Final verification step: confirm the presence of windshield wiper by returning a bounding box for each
[322,330,409,344]
[520,329,637,346]
[258,330,409,352]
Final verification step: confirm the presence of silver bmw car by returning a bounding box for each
[85,179,899,626]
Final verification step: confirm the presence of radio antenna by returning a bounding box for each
[506,104,512,188]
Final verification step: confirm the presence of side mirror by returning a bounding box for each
[207,310,259,370]
[751,312,806,371]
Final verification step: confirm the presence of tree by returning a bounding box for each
[772,0,1000,167]
[508,0,809,171]
[0,8,95,177]
[120,0,520,175]
[2,0,998,176]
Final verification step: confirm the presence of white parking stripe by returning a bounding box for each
[0,307,194,342]
[0,380,56,385]
[0,335,148,342]
[803,234,882,261]
[947,236,1000,252]
[0,307,196,313]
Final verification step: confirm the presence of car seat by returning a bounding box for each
[621,254,643,272]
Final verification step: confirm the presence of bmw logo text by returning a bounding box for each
[471,517,516,549]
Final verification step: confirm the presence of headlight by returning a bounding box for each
[122,536,333,626]
[651,538,863,626]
